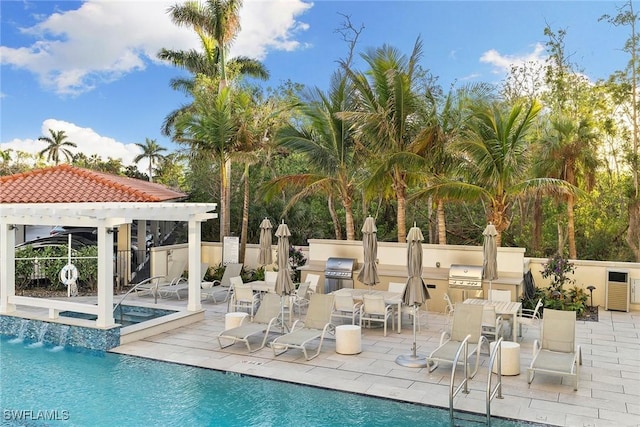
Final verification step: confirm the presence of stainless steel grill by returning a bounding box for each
[448,264,484,289]
[324,257,358,293]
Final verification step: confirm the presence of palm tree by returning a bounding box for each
[173,84,239,241]
[414,83,494,244]
[133,138,167,182]
[415,100,575,246]
[535,117,600,258]
[266,71,361,240]
[162,0,269,241]
[341,38,432,243]
[38,129,77,165]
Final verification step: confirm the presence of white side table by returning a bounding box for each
[225,312,249,330]
[335,325,362,355]
[490,341,521,375]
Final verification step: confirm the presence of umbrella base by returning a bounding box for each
[395,353,431,368]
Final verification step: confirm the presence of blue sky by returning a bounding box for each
[0,0,630,171]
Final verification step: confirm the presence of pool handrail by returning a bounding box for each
[113,276,164,322]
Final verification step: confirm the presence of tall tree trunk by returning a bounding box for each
[219,157,228,242]
[437,199,447,244]
[567,194,577,259]
[532,195,542,254]
[239,164,250,263]
[395,169,407,243]
[626,198,640,261]
[344,197,355,241]
[328,196,342,240]
[427,195,434,244]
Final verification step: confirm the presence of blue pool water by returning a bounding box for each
[0,337,534,427]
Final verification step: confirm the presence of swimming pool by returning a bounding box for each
[0,337,535,426]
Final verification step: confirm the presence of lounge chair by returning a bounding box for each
[217,293,281,352]
[527,308,582,390]
[427,303,486,379]
[201,263,243,303]
[134,259,187,297]
[270,293,335,360]
[159,262,209,300]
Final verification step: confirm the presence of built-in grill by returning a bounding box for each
[324,257,359,293]
[448,264,484,289]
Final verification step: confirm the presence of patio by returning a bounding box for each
[110,294,640,426]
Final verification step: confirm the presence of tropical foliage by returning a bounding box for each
[6,2,640,267]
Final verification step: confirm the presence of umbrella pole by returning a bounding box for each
[395,304,430,368]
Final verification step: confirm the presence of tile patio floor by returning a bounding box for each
[111,295,640,427]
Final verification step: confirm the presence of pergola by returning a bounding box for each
[0,202,217,328]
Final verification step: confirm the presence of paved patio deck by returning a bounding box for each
[110,295,640,426]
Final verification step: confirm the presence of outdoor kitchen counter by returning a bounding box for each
[301,263,523,313]
[301,262,522,284]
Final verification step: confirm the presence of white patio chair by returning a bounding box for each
[517,298,543,339]
[359,294,394,337]
[331,293,362,325]
[228,277,259,320]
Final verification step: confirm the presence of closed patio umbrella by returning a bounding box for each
[357,216,380,291]
[483,223,498,300]
[275,220,294,332]
[396,224,430,368]
[258,218,273,266]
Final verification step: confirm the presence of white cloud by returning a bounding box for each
[479,43,547,75]
[234,0,312,59]
[0,119,148,170]
[1,0,311,95]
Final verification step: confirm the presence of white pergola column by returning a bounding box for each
[187,218,202,312]
[0,223,17,313]
[96,225,115,328]
[137,219,147,269]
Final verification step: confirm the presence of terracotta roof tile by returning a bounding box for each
[0,164,187,203]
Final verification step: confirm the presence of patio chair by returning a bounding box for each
[331,293,362,325]
[527,308,582,390]
[270,293,335,360]
[134,259,187,297]
[517,298,543,339]
[359,294,394,337]
[443,293,455,332]
[489,289,512,302]
[427,303,486,379]
[217,293,281,352]
[201,263,243,303]
[264,270,278,284]
[481,305,503,348]
[305,273,320,294]
[291,282,312,315]
[228,277,260,320]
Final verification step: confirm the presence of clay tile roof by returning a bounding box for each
[0,164,187,203]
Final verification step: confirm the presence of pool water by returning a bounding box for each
[59,305,177,327]
[0,337,533,427]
